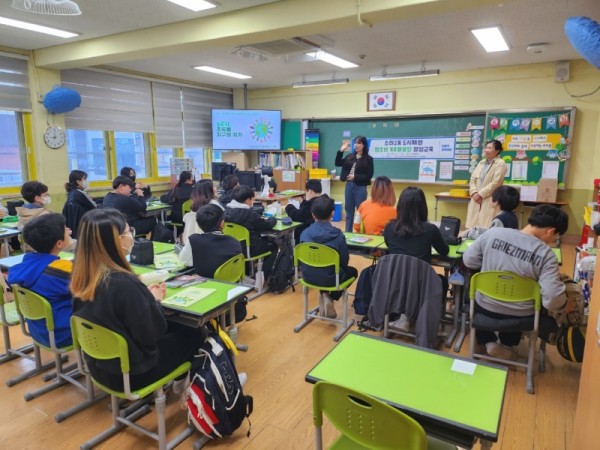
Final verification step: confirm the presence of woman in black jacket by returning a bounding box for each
[334,136,374,231]
[160,170,194,223]
[62,170,97,238]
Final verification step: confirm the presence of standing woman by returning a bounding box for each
[63,170,97,238]
[70,208,204,392]
[465,140,507,229]
[335,136,374,232]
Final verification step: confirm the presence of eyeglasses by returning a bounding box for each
[122,227,135,237]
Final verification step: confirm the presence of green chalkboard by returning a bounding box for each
[310,114,486,183]
[282,120,302,150]
[485,108,575,187]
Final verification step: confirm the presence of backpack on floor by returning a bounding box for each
[186,328,253,439]
[352,263,377,315]
[268,240,295,294]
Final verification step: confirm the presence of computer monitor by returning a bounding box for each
[211,162,237,183]
[237,170,263,191]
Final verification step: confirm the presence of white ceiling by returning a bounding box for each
[0,0,598,90]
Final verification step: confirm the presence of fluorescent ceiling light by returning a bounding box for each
[471,26,509,52]
[292,78,349,88]
[305,51,358,69]
[369,69,439,81]
[194,65,251,79]
[0,16,78,38]
[167,0,216,11]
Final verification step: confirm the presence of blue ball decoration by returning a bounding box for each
[565,16,600,70]
[43,86,81,114]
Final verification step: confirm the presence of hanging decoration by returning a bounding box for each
[42,85,81,114]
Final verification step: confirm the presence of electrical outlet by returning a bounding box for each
[37,93,44,103]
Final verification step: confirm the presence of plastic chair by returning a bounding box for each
[223,222,271,294]
[168,199,192,242]
[293,243,355,342]
[468,271,546,394]
[0,276,29,364]
[313,381,455,450]
[214,253,248,352]
[71,316,193,450]
[12,285,105,421]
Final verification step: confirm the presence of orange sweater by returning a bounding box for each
[353,200,397,235]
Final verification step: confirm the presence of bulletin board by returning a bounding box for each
[485,107,575,187]
[310,114,486,183]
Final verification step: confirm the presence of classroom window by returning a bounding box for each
[0,110,28,187]
[66,129,108,181]
[183,147,205,174]
[157,147,175,177]
[114,131,149,178]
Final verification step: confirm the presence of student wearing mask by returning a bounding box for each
[102,176,156,236]
[16,181,52,230]
[121,166,152,198]
[63,170,97,238]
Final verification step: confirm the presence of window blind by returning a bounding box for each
[182,87,232,147]
[0,55,31,112]
[62,69,153,132]
[152,82,184,148]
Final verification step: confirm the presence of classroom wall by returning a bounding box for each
[238,60,600,237]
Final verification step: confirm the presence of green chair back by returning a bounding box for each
[223,222,252,258]
[313,381,427,450]
[294,243,340,274]
[71,316,131,374]
[182,199,192,216]
[12,285,55,331]
[0,279,19,326]
[214,253,245,283]
[470,271,541,310]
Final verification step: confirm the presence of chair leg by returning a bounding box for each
[333,290,354,342]
[6,345,58,387]
[454,311,469,353]
[81,395,137,450]
[526,331,536,395]
[294,287,319,333]
[25,351,72,401]
[539,340,546,373]
[468,322,476,359]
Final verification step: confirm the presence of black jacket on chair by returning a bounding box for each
[160,184,193,223]
[62,189,97,238]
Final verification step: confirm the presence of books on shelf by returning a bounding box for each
[259,151,308,170]
[162,286,216,307]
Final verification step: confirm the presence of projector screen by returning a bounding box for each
[212,109,282,150]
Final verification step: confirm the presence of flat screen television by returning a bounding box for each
[236,170,263,192]
[212,109,282,150]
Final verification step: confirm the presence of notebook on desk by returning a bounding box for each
[347,236,372,244]
[162,286,216,307]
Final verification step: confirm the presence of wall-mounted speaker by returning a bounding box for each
[555,61,570,83]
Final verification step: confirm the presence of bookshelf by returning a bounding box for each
[258,150,310,170]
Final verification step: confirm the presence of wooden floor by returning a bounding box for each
[0,245,580,450]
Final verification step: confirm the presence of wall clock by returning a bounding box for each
[44,125,66,149]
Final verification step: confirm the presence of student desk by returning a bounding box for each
[306,332,508,449]
[0,228,21,257]
[266,219,303,248]
[0,219,19,229]
[145,201,171,223]
[256,190,305,204]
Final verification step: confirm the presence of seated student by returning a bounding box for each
[181,179,223,243]
[16,181,52,230]
[102,176,156,236]
[8,214,74,348]
[224,185,277,278]
[63,169,97,239]
[300,195,358,319]
[353,176,397,235]
[285,179,322,243]
[121,166,152,198]
[462,185,520,240]
[160,170,194,224]
[71,208,204,393]
[463,205,570,360]
[179,204,243,276]
[219,174,239,207]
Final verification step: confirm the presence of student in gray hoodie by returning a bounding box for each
[300,195,357,319]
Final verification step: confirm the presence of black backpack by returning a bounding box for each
[151,222,175,243]
[186,326,253,439]
[353,264,377,315]
[268,241,296,294]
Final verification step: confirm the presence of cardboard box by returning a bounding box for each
[536,178,558,203]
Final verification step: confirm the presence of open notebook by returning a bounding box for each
[162,286,216,308]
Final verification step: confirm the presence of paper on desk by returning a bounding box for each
[451,359,477,375]
[227,285,249,300]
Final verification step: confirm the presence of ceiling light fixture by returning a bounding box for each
[305,50,358,69]
[166,0,216,12]
[471,26,509,52]
[193,65,251,79]
[292,73,349,88]
[0,16,78,38]
[369,64,440,81]
[11,0,81,16]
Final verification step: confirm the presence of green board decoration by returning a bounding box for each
[485,107,575,188]
[309,114,486,183]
